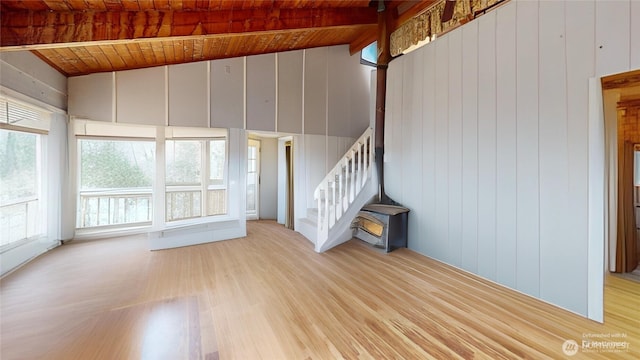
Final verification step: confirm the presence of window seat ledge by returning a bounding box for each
[148,219,246,250]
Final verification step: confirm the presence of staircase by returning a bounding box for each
[297,128,378,252]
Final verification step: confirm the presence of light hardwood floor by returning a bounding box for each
[1,221,638,359]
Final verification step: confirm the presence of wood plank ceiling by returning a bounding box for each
[0,0,430,77]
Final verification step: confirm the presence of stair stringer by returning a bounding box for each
[314,172,378,253]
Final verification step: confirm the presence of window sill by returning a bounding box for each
[74,215,239,241]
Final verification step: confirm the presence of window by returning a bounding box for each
[360,41,377,67]
[0,129,41,246]
[166,138,227,222]
[78,139,155,228]
[74,122,228,231]
[208,139,227,216]
[165,140,202,221]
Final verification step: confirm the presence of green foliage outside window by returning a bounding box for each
[0,130,37,204]
[80,140,154,190]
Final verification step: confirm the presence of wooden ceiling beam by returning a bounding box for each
[1,7,377,48]
[0,0,374,11]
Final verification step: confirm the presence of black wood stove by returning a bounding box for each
[351,203,409,252]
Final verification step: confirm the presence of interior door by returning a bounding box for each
[247,139,260,220]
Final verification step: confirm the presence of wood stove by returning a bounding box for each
[351,204,409,252]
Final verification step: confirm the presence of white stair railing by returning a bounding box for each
[314,128,374,242]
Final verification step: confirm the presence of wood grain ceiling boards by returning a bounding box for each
[0,0,394,76]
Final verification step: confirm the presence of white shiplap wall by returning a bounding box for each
[384,0,640,320]
[0,51,67,111]
[68,44,371,139]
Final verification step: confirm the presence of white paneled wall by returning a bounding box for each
[384,0,640,320]
[67,73,112,122]
[514,0,540,298]
[495,4,517,288]
[0,51,67,110]
[277,50,303,134]
[476,12,497,281]
[116,67,166,126]
[211,57,245,129]
[169,62,208,127]
[304,47,328,135]
[247,54,276,132]
[69,45,370,139]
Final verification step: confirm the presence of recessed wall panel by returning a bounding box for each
[434,36,450,263]
[566,0,595,315]
[116,67,165,126]
[495,2,517,288]
[461,20,479,274]
[538,1,576,313]
[277,50,303,134]
[420,44,437,257]
[476,12,497,281]
[168,62,208,127]
[404,48,424,258]
[211,57,244,129]
[247,54,276,132]
[349,49,372,138]
[328,46,350,137]
[69,73,113,122]
[448,29,463,268]
[515,0,540,298]
[304,48,328,135]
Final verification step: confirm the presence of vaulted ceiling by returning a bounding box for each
[1,0,436,77]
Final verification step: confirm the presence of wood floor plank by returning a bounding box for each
[1,221,638,359]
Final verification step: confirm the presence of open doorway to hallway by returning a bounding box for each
[246,132,285,223]
[602,69,640,281]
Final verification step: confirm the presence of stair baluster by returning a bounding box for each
[313,128,374,245]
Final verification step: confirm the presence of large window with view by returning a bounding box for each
[0,129,42,247]
[78,139,155,228]
[166,138,227,222]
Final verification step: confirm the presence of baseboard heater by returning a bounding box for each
[351,204,409,252]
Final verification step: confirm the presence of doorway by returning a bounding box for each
[247,138,260,220]
[285,140,294,229]
[602,69,640,277]
[276,136,295,229]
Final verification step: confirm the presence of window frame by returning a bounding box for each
[0,97,49,251]
[72,121,230,234]
[76,136,156,230]
[165,136,228,223]
[0,128,44,250]
[360,41,378,67]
